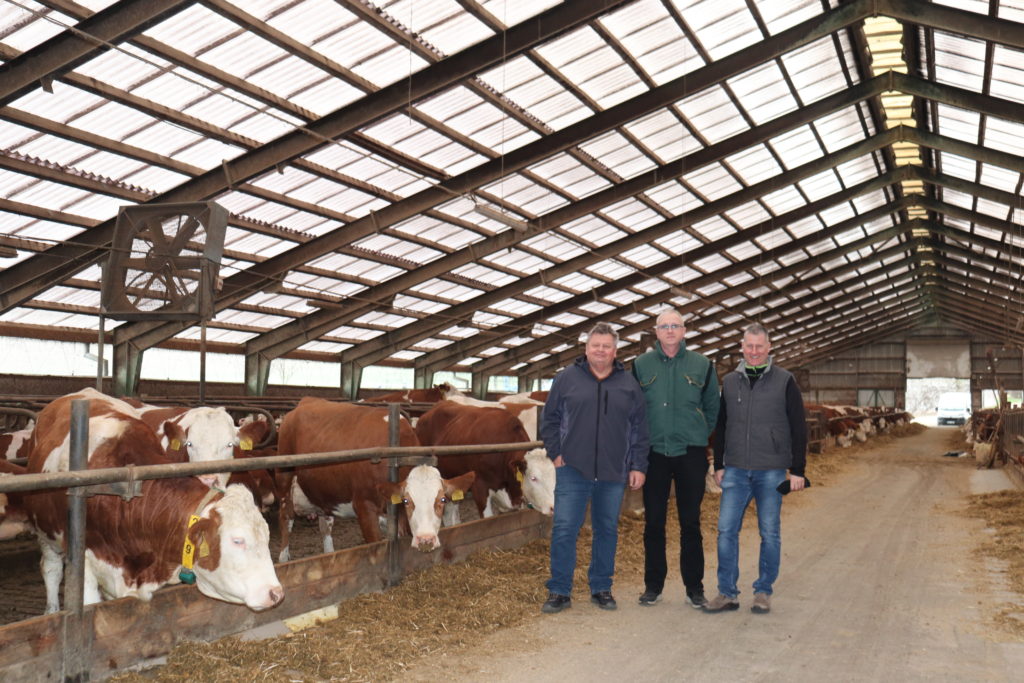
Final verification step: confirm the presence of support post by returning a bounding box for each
[112,341,143,397]
[244,351,272,397]
[385,403,401,587]
[413,366,432,390]
[64,398,93,681]
[471,371,488,399]
[340,361,363,400]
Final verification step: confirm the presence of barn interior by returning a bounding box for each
[0,0,1023,410]
[4,2,1024,679]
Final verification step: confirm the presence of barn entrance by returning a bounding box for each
[904,338,970,422]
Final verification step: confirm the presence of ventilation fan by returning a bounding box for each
[101,202,228,321]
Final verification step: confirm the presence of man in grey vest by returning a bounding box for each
[705,323,807,614]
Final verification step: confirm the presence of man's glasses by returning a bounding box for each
[655,324,683,331]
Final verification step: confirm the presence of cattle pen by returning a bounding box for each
[0,401,550,681]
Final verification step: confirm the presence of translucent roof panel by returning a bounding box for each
[0,0,1020,377]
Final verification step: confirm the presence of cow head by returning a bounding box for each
[188,484,284,611]
[378,465,476,552]
[167,407,239,488]
[516,449,555,515]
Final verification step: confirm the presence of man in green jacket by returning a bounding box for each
[632,309,719,608]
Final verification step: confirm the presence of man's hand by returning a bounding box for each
[714,468,724,485]
[628,470,646,490]
[789,474,806,491]
[553,455,565,468]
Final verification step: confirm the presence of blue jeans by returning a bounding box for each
[716,467,787,598]
[547,464,627,596]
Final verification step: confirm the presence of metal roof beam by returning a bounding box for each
[336,127,906,369]
[0,0,191,107]
[0,0,635,314]
[516,242,924,378]
[243,73,896,361]
[462,212,913,377]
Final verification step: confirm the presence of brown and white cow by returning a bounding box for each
[499,390,549,404]
[227,418,278,511]
[0,459,30,541]
[135,403,239,488]
[415,400,555,523]
[363,382,456,404]
[275,397,471,561]
[1,427,33,461]
[446,393,544,441]
[377,464,475,552]
[19,388,283,613]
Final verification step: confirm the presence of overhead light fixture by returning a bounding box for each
[0,246,17,258]
[474,204,529,232]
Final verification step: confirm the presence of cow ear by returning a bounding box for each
[237,419,268,448]
[444,471,476,500]
[163,421,186,451]
[188,516,220,568]
[510,458,527,481]
[376,481,403,505]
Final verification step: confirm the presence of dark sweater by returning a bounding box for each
[713,359,807,477]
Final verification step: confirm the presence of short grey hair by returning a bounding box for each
[587,322,619,345]
[656,308,684,326]
[742,322,770,343]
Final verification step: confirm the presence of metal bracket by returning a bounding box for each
[75,480,143,501]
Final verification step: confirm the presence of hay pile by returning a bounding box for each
[114,430,894,682]
[964,490,1024,637]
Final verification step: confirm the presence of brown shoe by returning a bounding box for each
[751,593,771,614]
[703,594,739,612]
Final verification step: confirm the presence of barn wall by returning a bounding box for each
[800,341,907,407]
[970,341,1024,405]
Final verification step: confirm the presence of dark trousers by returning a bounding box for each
[642,447,709,595]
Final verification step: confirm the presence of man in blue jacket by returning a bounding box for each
[540,322,649,613]
[705,323,807,615]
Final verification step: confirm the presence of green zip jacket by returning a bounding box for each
[631,342,719,456]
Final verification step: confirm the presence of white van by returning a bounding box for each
[936,392,971,426]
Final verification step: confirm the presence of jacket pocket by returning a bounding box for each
[683,373,705,389]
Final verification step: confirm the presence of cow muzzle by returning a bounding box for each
[413,534,441,552]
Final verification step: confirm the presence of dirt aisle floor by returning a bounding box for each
[400,427,1024,682]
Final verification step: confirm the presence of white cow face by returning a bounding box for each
[166,407,238,488]
[381,465,476,552]
[519,449,555,515]
[191,485,284,611]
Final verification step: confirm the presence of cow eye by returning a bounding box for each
[530,476,538,482]
[440,496,448,504]
[232,537,246,548]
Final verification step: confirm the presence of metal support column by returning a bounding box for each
[471,371,488,399]
[340,361,363,400]
[244,351,272,397]
[413,366,433,390]
[385,403,401,587]
[112,340,143,397]
[63,398,93,681]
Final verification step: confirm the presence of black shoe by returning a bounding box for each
[686,591,708,609]
[638,590,662,606]
[590,591,617,610]
[541,593,571,613]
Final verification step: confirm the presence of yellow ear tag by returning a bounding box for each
[451,490,464,501]
[516,470,524,483]
[170,438,181,450]
[239,437,253,451]
[198,538,210,558]
[391,494,403,505]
